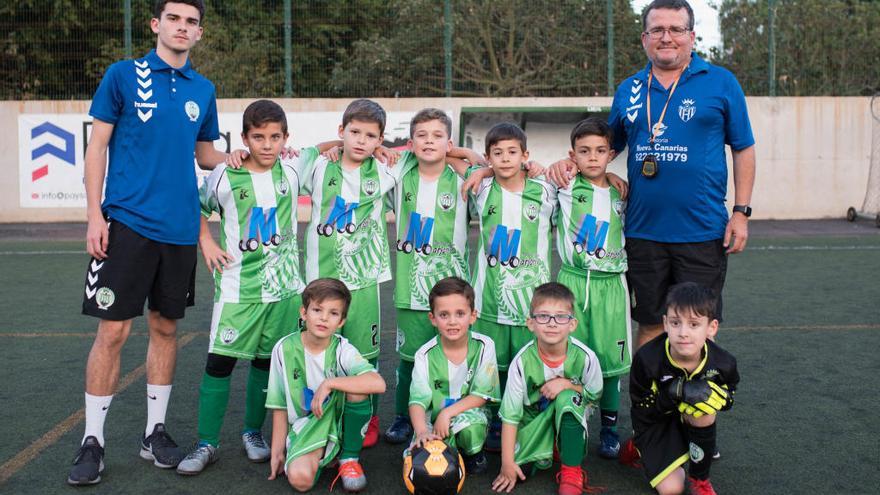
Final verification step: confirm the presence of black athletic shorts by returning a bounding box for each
[626,238,727,325]
[82,220,196,321]
[633,416,689,488]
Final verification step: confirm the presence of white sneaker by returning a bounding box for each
[242,431,270,463]
[176,444,218,475]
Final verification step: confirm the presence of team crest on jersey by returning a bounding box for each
[613,199,624,216]
[704,368,720,379]
[466,367,474,383]
[362,179,378,196]
[434,379,443,390]
[185,101,200,122]
[276,176,290,196]
[292,367,301,380]
[571,393,584,407]
[220,327,237,344]
[95,287,115,310]
[678,99,696,122]
[438,193,454,211]
[525,203,539,222]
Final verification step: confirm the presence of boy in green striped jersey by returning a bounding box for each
[300,99,404,446]
[179,100,321,475]
[468,123,557,451]
[385,109,474,444]
[265,278,386,492]
[492,283,603,495]
[407,277,500,475]
[552,118,631,460]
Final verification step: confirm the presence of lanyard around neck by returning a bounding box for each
[646,69,683,144]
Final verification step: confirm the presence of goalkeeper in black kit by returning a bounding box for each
[622,282,739,495]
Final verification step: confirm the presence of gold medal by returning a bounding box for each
[642,154,658,178]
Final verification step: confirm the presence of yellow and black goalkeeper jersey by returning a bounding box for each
[629,333,739,430]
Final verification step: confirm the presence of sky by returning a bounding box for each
[631,0,721,52]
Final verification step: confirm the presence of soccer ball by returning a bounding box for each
[402,440,466,495]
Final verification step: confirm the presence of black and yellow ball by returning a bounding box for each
[402,440,466,495]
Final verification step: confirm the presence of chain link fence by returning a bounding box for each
[1,1,877,100]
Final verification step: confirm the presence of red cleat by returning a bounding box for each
[556,465,584,495]
[618,438,642,468]
[688,477,718,495]
[361,415,379,449]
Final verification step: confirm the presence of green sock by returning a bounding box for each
[599,376,621,432]
[197,373,231,446]
[559,413,586,466]
[243,365,270,432]
[340,398,371,460]
[369,358,379,416]
[395,360,414,416]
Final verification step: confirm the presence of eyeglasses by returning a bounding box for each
[644,26,690,40]
[530,314,574,325]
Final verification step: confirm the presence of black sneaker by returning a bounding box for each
[383,414,414,444]
[67,436,104,485]
[140,423,183,468]
[463,450,488,475]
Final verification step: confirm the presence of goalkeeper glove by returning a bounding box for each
[668,378,729,417]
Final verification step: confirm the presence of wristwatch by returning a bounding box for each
[732,205,752,217]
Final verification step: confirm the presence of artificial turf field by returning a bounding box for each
[0,219,878,494]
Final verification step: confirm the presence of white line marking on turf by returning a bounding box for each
[0,250,84,255]
[0,333,197,486]
[0,331,208,338]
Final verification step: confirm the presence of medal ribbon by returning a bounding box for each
[646,69,683,144]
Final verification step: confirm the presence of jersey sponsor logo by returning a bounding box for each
[220,327,237,344]
[185,101,200,122]
[362,179,378,196]
[573,213,609,258]
[438,193,454,211]
[703,368,720,379]
[404,191,414,202]
[240,206,281,251]
[678,98,696,122]
[651,122,668,137]
[397,211,434,255]
[292,367,301,380]
[660,374,674,382]
[486,224,521,268]
[317,196,359,237]
[95,287,115,310]
[627,79,643,122]
[487,205,497,216]
[134,60,154,123]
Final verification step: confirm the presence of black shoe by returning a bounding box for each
[140,423,183,468]
[67,436,104,485]
[485,419,502,452]
[383,415,414,444]
[463,450,488,475]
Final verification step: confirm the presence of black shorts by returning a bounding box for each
[82,220,196,321]
[634,416,689,488]
[626,238,727,325]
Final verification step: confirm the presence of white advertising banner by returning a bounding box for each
[18,110,423,208]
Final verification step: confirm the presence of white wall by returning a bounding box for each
[1,97,873,223]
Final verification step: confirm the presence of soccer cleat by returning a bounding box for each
[618,438,642,468]
[556,465,584,495]
[688,476,718,495]
[598,427,621,459]
[383,414,414,444]
[67,436,105,485]
[362,415,380,448]
[241,431,270,462]
[331,459,367,492]
[176,443,218,475]
[140,423,183,468]
[485,418,502,452]
[463,450,488,475]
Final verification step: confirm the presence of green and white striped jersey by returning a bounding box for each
[499,337,603,425]
[409,332,501,422]
[472,177,556,325]
[266,332,374,426]
[199,156,310,303]
[393,152,470,310]
[301,150,403,290]
[554,176,627,272]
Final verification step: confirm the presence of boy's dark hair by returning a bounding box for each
[410,108,452,139]
[429,277,475,311]
[530,282,575,314]
[664,282,718,320]
[302,278,352,318]
[485,122,527,155]
[642,0,694,31]
[153,0,205,22]
[342,99,386,134]
[242,100,288,135]
[570,117,614,149]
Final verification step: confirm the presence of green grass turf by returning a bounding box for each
[0,230,878,493]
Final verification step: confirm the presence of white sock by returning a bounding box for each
[145,384,172,437]
[83,393,113,447]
